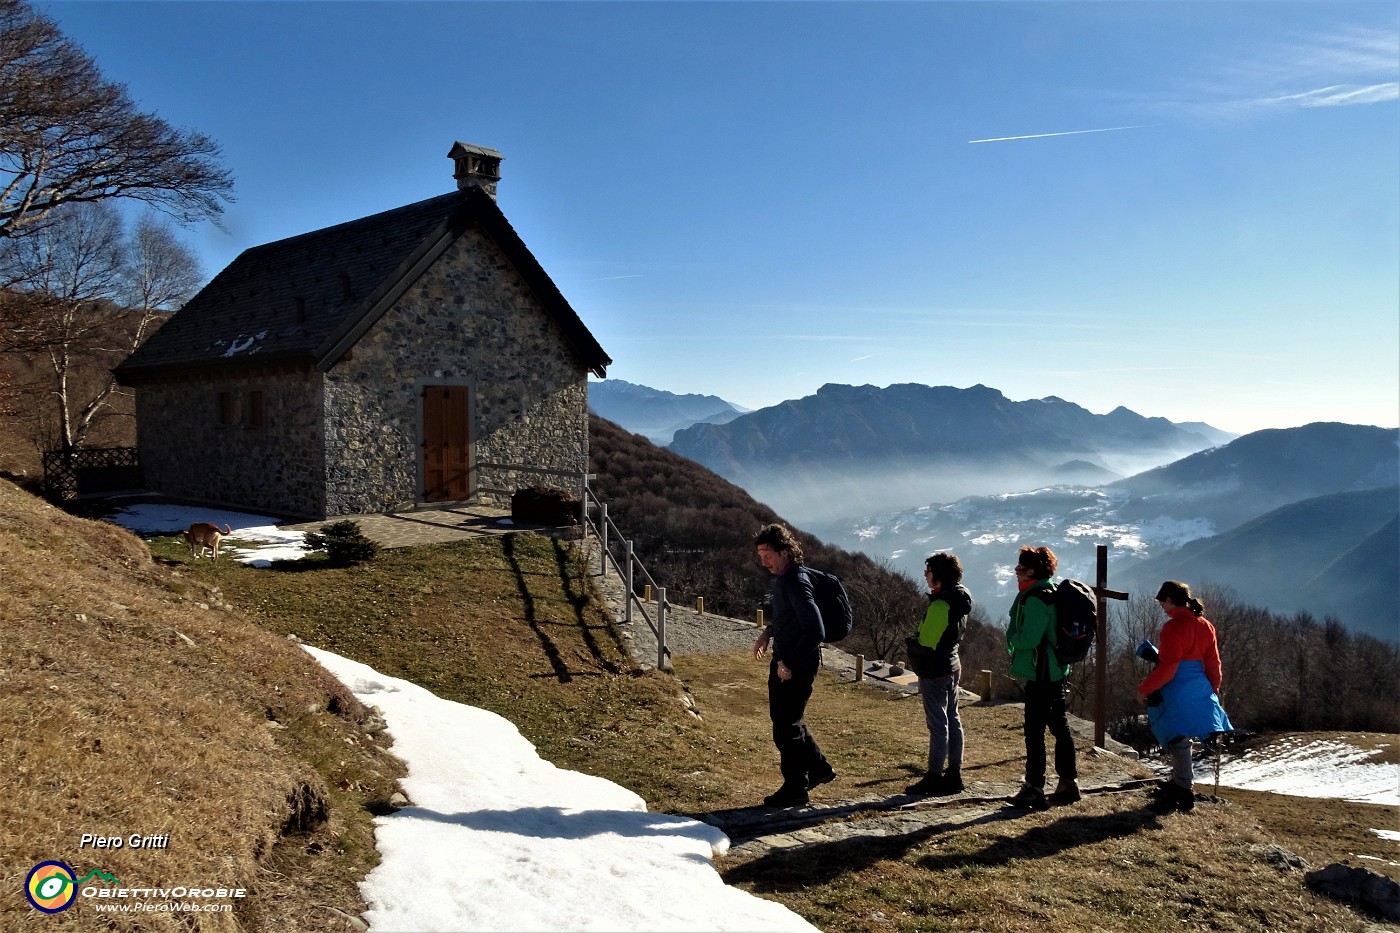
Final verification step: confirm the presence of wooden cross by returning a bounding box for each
[1092,544,1130,749]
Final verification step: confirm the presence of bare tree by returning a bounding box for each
[844,558,925,663]
[0,0,233,240]
[0,202,201,451]
[1,202,122,449]
[120,213,201,345]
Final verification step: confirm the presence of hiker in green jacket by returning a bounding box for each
[1005,545,1079,807]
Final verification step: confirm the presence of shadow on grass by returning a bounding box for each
[503,534,573,684]
[550,537,628,674]
[720,803,1161,892]
[917,806,1162,871]
[720,808,1023,892]
[264,557,334,573]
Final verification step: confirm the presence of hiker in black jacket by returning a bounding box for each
[904,552,974,796]
[751,523,835,808]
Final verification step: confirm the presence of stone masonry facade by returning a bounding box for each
[133,369,327,518]
[323,227,589,515]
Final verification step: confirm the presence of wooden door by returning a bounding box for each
[422,386,471,502]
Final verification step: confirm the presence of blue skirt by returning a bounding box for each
[1148,660,1233,746]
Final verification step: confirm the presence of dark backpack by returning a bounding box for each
[802,566,854,642]
[1031,579,1098,665]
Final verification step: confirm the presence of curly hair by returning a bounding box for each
[924,552,963,588]
[753,523,804,565]
[1016,546,1057,580]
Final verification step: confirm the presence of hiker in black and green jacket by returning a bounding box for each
[1005,545,1079,808]
[904,551,973,797]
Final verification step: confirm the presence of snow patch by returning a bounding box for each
[1212,737,1399,806]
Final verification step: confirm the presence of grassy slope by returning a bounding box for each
[0,479,405,932]
[3,479,1395,931]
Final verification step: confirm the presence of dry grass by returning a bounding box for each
[4,479,1396,932]
[0,481,404,931]
[672,659,1399,932]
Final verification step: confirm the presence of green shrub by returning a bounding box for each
[303,520,381,565]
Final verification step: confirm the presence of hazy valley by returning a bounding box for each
[593,380,1399,644]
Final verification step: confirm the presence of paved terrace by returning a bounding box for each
[282,503,532,547]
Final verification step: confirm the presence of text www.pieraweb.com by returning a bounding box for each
[90,901,232,914]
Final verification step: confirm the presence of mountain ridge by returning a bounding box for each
[588,378,747,444]
[668,381,1234,521]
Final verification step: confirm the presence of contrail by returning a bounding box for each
[969,124,1158,144]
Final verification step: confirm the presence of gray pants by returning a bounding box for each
[918,671,964,775]
[1168,736,1194,789]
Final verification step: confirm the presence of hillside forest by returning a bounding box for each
[587,415,1400,743]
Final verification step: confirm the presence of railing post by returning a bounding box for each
[599,503,609,577]
[657,587,668,670]
[625,540,635,626]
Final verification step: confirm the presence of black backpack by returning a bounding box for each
[802,566,854,642]
[1031,579,1098,664]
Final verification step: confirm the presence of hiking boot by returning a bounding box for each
[1049,778,1081,804]
[1150,781,1194,814]
[763,784,809,808]
[935,769,964,795]
[1174,783,1196,813]
[806,762,837,791]
[904,773,941,796]
[1007,782,1047,808]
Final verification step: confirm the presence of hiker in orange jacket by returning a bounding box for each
[1138,580,1233,813]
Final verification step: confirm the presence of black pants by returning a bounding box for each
[1022,679,1077,787]
[768,658,828,787]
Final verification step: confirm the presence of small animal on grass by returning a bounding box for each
[184,522,233,560]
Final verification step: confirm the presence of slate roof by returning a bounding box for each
[116,186,611,382]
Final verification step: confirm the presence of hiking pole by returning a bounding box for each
[1211,733,1222,798]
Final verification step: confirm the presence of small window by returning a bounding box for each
[245,390,265,429]
[219,391,242,426]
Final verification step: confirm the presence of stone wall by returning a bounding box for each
[323,226,589,515]
[134,370,326,518]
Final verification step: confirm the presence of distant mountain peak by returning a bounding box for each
[668,382,1234,521]
[588,378,748,444]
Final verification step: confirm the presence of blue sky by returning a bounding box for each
[39,1,1400,435]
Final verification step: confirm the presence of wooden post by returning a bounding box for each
[855,654,865,681]
[697,596,704,614]
[579,472,595,532]
[624,540,634,626]
[645,584,652,602]
[1093,544,1130,749]
[980,669,993,701]
[657,587,668,671]
[599,503,609,577]
[756,608,764,628]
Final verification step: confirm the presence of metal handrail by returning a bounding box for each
[580,481,670,671]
